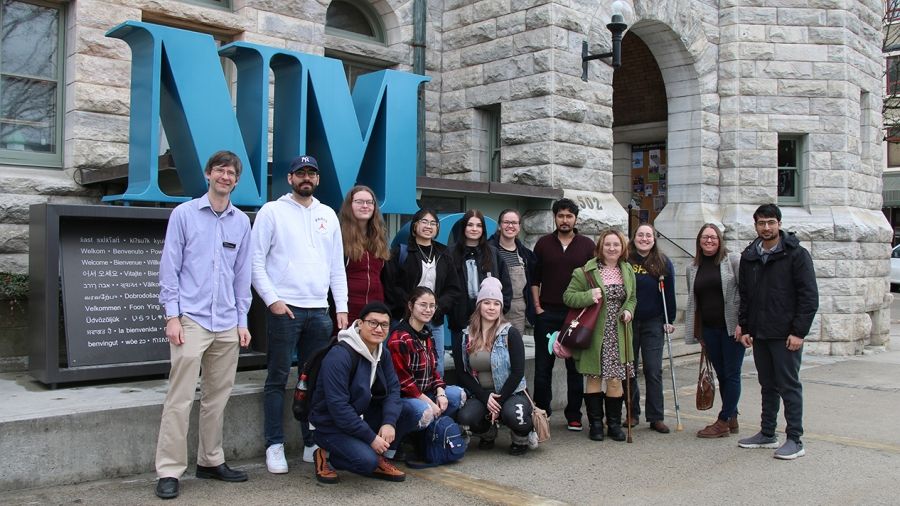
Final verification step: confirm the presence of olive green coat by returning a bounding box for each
[562,257,636,377]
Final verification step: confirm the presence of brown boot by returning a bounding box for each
[314,448,339,484]
[371,456,406,482]
[728,416,739,434]
[697,419,731,438]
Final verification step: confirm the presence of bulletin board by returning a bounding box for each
[630,143,667,225]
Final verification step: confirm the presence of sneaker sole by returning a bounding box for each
[774,448,806,460]
[567,425,583,432]
[267,466,289,474]
[738,441,779,449]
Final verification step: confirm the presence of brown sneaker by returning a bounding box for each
[371,456,406,482]
[696,419,731,438]
[314,448,339,484]
[728,416,739,434]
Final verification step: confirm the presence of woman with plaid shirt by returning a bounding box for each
[386,287,465,459]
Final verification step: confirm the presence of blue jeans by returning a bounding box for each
[430,323,446,376]
[629,315,665,422]
[702,325,746,422]
[264,306,333,448]
[314,403,385,476]
[392,385,464,450]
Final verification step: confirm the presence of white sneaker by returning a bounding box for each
[302,444,319,463]
[266,443,288,474]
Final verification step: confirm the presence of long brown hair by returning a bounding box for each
[338,185,389,261]
[466,300,507,353]
[453,209,494,273]
[627,223,671,278]
[594,228,626,265]
[692,223,728,266]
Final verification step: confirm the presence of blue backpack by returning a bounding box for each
[423,416,466,465]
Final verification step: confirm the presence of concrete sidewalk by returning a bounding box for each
[1,325,898,503]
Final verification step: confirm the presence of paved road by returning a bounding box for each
[3,322,898,505]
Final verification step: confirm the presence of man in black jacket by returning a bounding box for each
[737,204,818,460]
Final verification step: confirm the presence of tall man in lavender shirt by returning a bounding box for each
[154,151,252,500]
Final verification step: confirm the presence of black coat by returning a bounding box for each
[446,220,512,331]
[382,239,462,325]
[487,232,538,326]
[738,231,819,340]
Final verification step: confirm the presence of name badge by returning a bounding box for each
[223,242,236,249]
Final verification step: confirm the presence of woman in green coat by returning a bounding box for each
[563,228,636,442]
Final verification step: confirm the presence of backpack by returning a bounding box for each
[292,339,360,421]
[423,415,466,465]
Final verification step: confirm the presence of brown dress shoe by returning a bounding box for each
[696,419,731,438]
[649,421,670,434]
[371,456,406,482]
[314,448,339,484]
[728,416,739,434]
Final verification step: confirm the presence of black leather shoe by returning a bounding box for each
[155,477,179,499]
[196,463,248,482]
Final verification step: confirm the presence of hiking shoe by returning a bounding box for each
[697,419,730,438]
[371,456,406,482]
[774,439,805,460]
[567,420,583,432]
[303,444,319,463]
[509,443,529,456]
[738,431,779,449]
[266,443,288,474]
[314,448,339,484]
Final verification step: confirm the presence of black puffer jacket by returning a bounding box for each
[382,238,462,325]
[738,231,818,340]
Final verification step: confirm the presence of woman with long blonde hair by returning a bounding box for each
[452,277,535,456]
[338,185,390,323]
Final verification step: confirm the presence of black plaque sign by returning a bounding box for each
[59,218,168,367]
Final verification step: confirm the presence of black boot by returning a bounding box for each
[605,396,626,442]
[584,392,605,441]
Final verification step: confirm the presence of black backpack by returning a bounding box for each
[292,339,360,421]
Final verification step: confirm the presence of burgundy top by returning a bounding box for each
[532,231,595,312]
[345,250,385,322]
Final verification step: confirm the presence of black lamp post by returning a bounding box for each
[581,13,628,81]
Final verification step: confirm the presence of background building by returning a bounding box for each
[0,0,891,371]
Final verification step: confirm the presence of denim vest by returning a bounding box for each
[461,323,527,394]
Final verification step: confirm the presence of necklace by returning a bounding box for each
[417,243,434,264]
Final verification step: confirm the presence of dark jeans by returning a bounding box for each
[456,391,533,437]
[628,315,665,422]
[314,403,386,476]
[753,338,803,442]
[264,306,333,448]
[532,308,583,422]
[702,325,746,422]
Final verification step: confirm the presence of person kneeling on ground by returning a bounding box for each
[387,287,466,461]
[308,302,406,483]
[453,277,537,456]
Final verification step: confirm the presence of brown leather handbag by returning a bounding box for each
[696,346,716,411]
[559,268,602,350]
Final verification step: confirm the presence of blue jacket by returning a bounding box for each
[308,343,402,443]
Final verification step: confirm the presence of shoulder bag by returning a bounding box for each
[558,267,602,350]
[523,389,550,443]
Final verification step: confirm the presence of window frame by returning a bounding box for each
[776,134,806,206]
[325,0,386,45]
[0,0,66,168]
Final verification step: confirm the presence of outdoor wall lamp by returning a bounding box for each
[581,2,630,81]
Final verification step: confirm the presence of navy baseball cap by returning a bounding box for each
[289,155,319,173]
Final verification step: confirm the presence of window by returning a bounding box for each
[0,0,65,167]
[889,0,900,22]
[326,0,385,44]
[476,105,501,182]
[777,135,805,205]
[888,56,900,96]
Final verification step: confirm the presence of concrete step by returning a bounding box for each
[0,334,701,492]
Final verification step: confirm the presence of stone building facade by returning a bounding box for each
[0,0,891,365]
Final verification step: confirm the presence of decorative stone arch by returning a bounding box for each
[322,0,410,72]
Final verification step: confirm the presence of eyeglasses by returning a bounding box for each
[501,220,520,226]
[700,235,719,242]
[352,199,375,207]
[414,302,437,311]
[362,319,390,331]
[211,166,237,178]
[417,219,438,227]
[755,219,779,227]
[292,169,318,178]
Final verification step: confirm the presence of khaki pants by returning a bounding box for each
[155,316,239,478]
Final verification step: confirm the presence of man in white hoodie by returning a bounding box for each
[251,154,349,474]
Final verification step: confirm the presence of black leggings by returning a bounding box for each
[456,391,533,436]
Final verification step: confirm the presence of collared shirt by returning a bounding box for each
[756,238,783,264]
[159,194,252,332]
[387,320,445,398]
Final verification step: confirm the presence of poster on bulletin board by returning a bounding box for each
[630,143,668,228]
